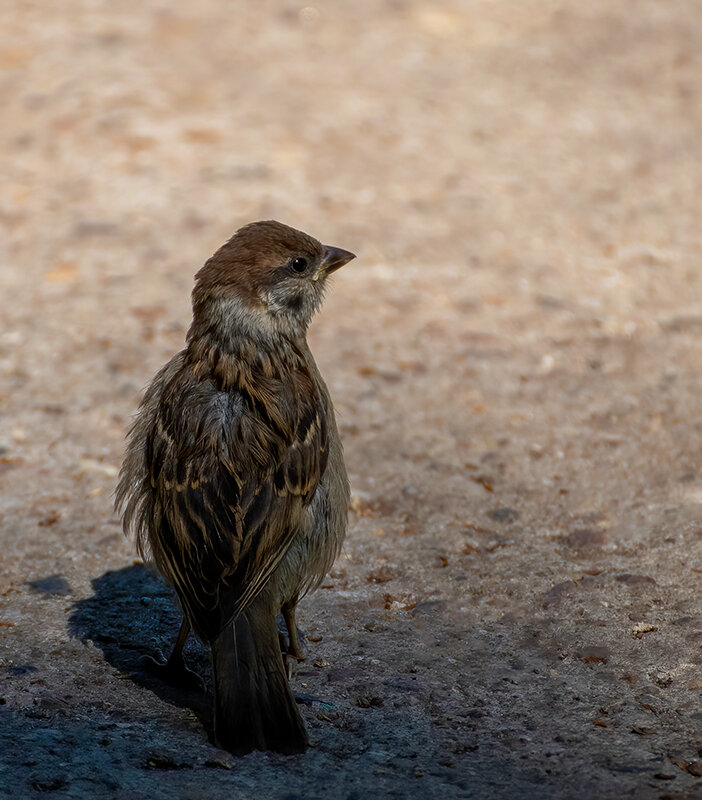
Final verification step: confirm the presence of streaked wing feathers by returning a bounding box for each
[142,352,327,641]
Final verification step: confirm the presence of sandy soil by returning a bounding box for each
[2,1,702,798]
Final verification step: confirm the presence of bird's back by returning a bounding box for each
[115,335,331,641]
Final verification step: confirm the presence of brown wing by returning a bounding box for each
[143,355,327,642]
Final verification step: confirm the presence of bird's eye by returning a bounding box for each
[290,256,308,273]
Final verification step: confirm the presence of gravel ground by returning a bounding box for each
[2,1,702,798]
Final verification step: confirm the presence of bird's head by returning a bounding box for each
[190,220,355,342]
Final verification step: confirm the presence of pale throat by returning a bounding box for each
[194,294,310,352]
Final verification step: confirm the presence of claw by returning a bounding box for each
[140,653,205,693]
[282,603,306,663]
[285,650,305,680]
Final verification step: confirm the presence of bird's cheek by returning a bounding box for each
[285,292,305,314]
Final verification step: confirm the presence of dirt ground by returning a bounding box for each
[2,1,702,798]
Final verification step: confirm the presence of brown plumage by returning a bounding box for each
[115,220,354,755]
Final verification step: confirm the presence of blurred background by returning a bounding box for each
[2,1,702,797]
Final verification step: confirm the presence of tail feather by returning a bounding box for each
[211,600,308,755]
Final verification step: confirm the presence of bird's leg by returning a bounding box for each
[282,602,306,679]
[283,603,305,660]
[165,616,191,667]
[141,617,204,692]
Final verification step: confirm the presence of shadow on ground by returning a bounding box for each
[7,562,702,798]
[68,565,212,729]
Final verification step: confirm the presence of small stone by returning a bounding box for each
[33,691,69,715]
[362,619,388,633]
[615,574,657,587]
[145,754,188,770]
[577,646,611,665]
[563,528,607,549]
[631,623,658,638]
[682,760,702,777]
[651,671,673,687]
[638,694,659,711]
[37,512,61,527]
[367,565,398,583]
[411,600,445,616]
[488,507,519,523]
[471,474,495,492]
[356,691,383,708]
[204,758,233,770]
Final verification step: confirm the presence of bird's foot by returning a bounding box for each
[278,606,307,678]
[277,616,307,658]
[283,630,306,679]
[286,634,306,663]
[140,652,205,692]
[285,651,304,680]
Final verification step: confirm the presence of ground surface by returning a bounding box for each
[1,1,702,798]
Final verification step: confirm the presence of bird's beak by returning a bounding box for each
[315,245,356,280]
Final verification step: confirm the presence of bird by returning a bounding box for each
[115,220,354,755]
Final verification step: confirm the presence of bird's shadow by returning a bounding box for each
[68,564,212,728]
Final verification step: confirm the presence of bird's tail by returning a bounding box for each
[211,599,309,755]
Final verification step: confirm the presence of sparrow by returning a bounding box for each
[115,220,354,755]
